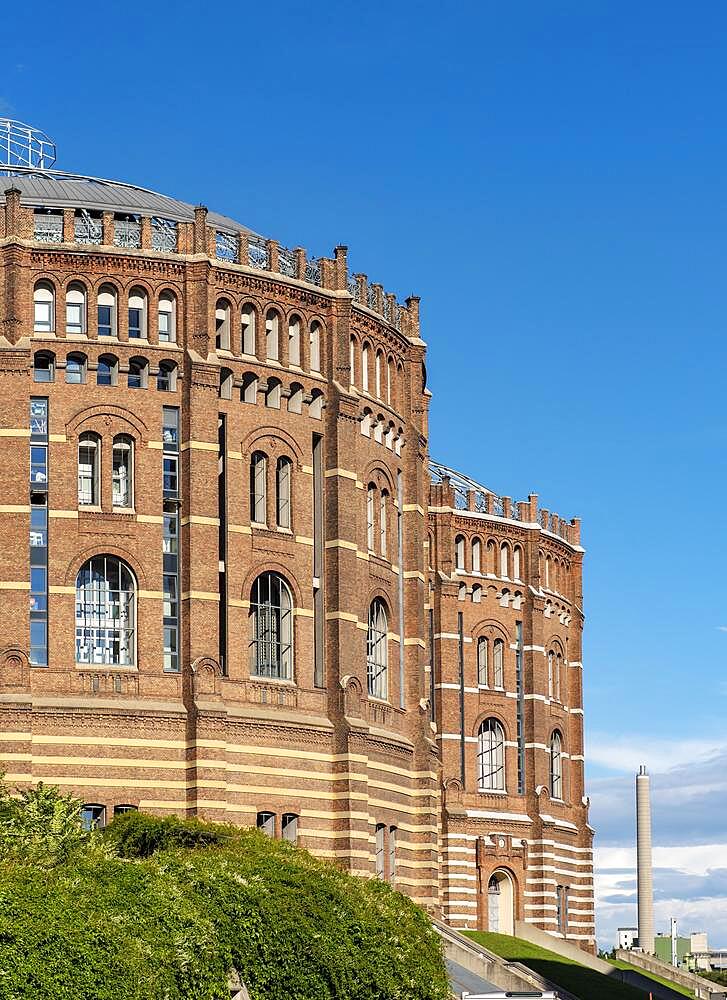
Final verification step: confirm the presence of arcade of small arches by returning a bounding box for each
[33,279,178,342]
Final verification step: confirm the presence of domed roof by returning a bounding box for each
[0,166,255,235]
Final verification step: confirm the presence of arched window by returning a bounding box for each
[478,718,505,791]
[33,351,55,383]
[265,310,279,361]
[33,281,54,333]
[128,287,147,339]
[477,637,488,685]
[249,571,293,680]
[75,555,135,665]
[112,435,133,508]
[288,382,303,413]
[361,409,372,437]
[387,356,394,406]
[367,484,376,551]
[493,638,504,688]
[276,456,292,529]
[265,377,281,408]
[97,354,118,386]
[250,451,267,524]
[550,731,563,800]
[361,343,370,392]
[373,415,384,443]
[78,432,100,506]
[458,582,467,601]
[241,304,256,356]
[454,535,465,572]
[66,283,86,335]
[257,811,276,836]
[375,823,386,877]
[500,543,509,578]
[349,336,357,386]
[309,322,321,373]
[309,389,323,419]
[65,352,87,384]
[472,583,482,603]
[282,812,298,843]
[379,489,388,557]
[472,538,482,573]
[367,598,388,700]
[81,804,106,831]
[487,539,497,574]
[157,360,177,392]
[158,292,176,343]
[97,284,117,337]
[128,357,148,389]
[548,651,554,698]
[545,555,551,589]
[513,545,522,581]
[241,372,258,404]
[288,315,301,367]
[219,367,233,400]
[555,653,562,702]
[375,350,383,398]
[215,300,231,351]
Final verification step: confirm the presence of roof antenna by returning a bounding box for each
[0,119,56,174]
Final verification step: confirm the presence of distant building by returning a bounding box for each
[618,928,639,950]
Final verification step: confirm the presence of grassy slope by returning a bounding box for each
[463,931,651,1000]
[609,959,692,998]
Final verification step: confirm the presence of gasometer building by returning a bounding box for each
[0,120,595,950]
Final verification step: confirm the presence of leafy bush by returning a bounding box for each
[0,808,448,1000]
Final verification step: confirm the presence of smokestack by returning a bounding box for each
[636,765,654,954]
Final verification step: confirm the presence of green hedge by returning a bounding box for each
[0,811,448,1000]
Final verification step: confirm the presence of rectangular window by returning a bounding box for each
[375,823,386,878]
[98,305,113,337]
[128,308,142,338]
[30,398,49,668]
[30,566,47,612]
[29,620,47,666]
[163,456,178,497]
[388,826,397,883]
[30,505,47,548]
[158,310,171,342]
[30,446,48,485]
[163,625,178,672]
[163,575,177,618]
[162,407,179,447]
[112,447,132,507]
[34,302,52,333]
[66,303,83,335]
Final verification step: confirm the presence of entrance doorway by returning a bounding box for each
[487,870,515,935]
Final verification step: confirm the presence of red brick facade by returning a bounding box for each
[0,173,594,950]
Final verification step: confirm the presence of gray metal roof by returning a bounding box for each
[0,166,256,235]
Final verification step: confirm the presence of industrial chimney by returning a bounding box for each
[636,765,654,953]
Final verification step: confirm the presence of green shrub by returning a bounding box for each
[0,810,448,1000]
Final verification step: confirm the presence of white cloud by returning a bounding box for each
[587,731,727,774]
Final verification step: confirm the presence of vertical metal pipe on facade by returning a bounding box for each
[636,765,655,954]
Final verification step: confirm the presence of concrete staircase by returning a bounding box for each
[614,947,727,1000]
[433,919,579,1000]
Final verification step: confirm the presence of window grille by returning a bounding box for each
[250,572,293,680]
[367,599,388,700]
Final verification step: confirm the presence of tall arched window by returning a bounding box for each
[249,572,293,680]
[472,538,482,573]
[33,281,54,333]
[78,433,100,506]
[309,321,321,373]
[548,651,554,698]
[454,535,465,572]
[513,545,522,581]
[288,315,301,367]
[158,292,176,343]
[241,372,258,404]
[367,598,388,700]
[215,300,231,351]
[265,310,279,361]
[349,336,357,386]
[288,382,304,413]
[375,350,383,398]
[276,456,292,529]
[157,360,177,392]
[367,484,376,551]
[361,343,370,392]
[550,730,563,800]
[309,389,324,419]
[265,377,282,409]
[493,638,504,688]
[500,543,509,578]
[97,354,118,386]
[112,436,133,508]
[380,489,388,557]
[128,356,148,389]
[387,356,394,406]
[66,283,86,335]
[545,555,551,589]
[219,367,233,400]
[241,305,256,355]
[477,637,488,686]
[128,288,147,339]
[75,555,135,665]
[555,652,562,702]
[250,451,267,524]
[97,284,117,337]
[478,718,505,791]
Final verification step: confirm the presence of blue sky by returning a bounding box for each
[3,0,727,949]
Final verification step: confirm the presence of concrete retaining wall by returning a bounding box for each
[615,948,727,999]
